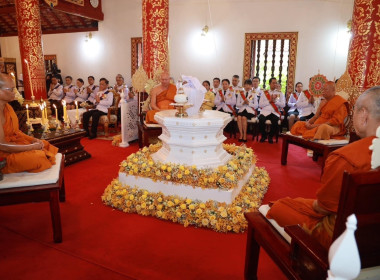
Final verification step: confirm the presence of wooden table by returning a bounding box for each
[281,133,347,171]
[35,129,91,166]
[137,122,162,148]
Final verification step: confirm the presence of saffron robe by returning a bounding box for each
[290,95,348,140]
[146,84,177,124]
[266,136,374,248]
[0,104,58,173]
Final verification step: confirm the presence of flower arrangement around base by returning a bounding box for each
[119,143,257,191]
[102,166,270,233]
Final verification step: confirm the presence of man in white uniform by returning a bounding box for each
[258,77,285,143]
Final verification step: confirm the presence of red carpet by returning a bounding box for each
[0,135,321,279]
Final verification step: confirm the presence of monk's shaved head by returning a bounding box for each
[160,72,170,88]
[322,81,336,100]
[356,86,380,122]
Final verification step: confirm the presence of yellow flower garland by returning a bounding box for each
[119,143,257,191]
[102,166,270,233]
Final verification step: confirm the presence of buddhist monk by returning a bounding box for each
[0,73,58,173]
[290,81,348,140]
[145,72,177,124]
[266,86,380,249]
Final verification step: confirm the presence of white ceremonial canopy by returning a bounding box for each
[181,75,206,117]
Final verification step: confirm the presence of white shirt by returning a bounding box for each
[288,91,301,112]
[232,85,243,96]
[48,83,63,100]
[296,91,316,117]
[114,84,136,107]
[75,86,88,102]
[258,89,285,117]
[236,90,258,114]
[94,90,114,114]
[87,84,99,104]
[63,84,77,103]
[211,87,221,95]
[214,87,237,113]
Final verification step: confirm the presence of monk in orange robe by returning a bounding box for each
[145,72,177,124]
[290,81,348,140]
[266,86,380,249]
[0,74,58,173]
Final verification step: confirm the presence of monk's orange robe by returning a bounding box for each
[145,84,177,124]
[0,104,58,173]
[266,136,374,248]
[291,95,348,140]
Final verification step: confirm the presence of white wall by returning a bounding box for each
[0,0,353,89]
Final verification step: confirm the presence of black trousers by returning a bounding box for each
[49,99,63,121]
[82,109,106,135]
[258,113,279,138]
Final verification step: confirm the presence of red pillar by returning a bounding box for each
[142,0,169,77]
[15,0,46,100]
[347,0,380,92]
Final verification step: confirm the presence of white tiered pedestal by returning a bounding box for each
[118,109,255,204]
[151,110,233,169]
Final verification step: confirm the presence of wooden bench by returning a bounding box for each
[0,154,65,243]
[244,167,380,280]
[281,132,348,171]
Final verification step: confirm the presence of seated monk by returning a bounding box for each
[0,74,58,173]
[266,86,380,249]
[145,73,177,124]
[290,81,348,140]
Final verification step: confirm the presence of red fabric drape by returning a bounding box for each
[347,0,380,92]
[142,0,169,77]
[15,0,47,100]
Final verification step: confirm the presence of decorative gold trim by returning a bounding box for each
[243,32,298,95]
[131,37,143,77]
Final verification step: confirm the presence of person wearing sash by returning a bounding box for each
[63,76,77,106]
[113,74,135,106]
[214,79,237,116]
[82,78,113,139]
[232,74,243,96]
[236,79,258,142]
[211,77,221,95]
[297,89,315,121]
[258,77,285,143]
[85,76,99,106]
[266,86,380,249]
[67,78,87,110]
[145,72,177,124]
[252,76,264,114]
[0,73,58,173]
[290,81,348,140]
[67,78,88,126]
[48,75,64,121]
[201,80,215,111]
[288,82,303,130]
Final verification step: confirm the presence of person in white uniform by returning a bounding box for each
[211,77,221,95]
[47,75,64,121]
[288,82,303,130]
[63,76,77,106]
[82,78,113,139]
[236,79,258,142]
[214,78,236,115]
[85,76,99,106]
[258,77,285,143]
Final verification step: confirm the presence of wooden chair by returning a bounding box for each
[0,154,65,243]
[244,167,380,280]
[137,91,162,148]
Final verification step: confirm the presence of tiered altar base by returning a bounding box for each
[103,143,270,232]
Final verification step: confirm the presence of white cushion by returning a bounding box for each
[258,204,291,243]
[0,153,62,189]
[143,121,161,128]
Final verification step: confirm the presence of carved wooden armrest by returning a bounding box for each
[107,106,118,120]
[285,225,328,270]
